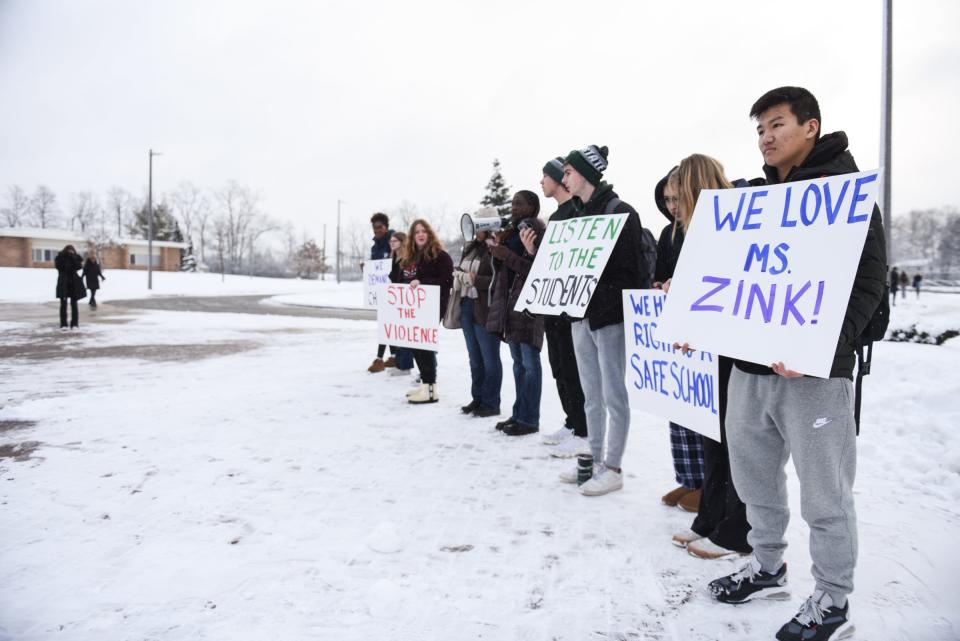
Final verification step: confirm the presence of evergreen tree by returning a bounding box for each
[127,202,184,242]
[481,158,511,217]
[294,239,324,279]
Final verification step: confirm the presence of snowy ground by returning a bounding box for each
[0,283,957,640]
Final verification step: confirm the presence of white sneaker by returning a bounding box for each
[580,466,623,496]
[671,529,705,548]
[389,368,411,377]
[541,427,573,446]
[558,466,580,484]
[687,537,747,560]
[548,436,590,459]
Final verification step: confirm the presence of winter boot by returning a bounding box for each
[384,356,397,368]
[368,358,386,373]
[408,383,439,404]
[661,486,693,507]
[677,488,702,513]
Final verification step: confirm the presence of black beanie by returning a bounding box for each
[542,156,565,184]
[565,145,609,186]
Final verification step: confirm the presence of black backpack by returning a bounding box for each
[604,197,657,288]
[852,283,890,434]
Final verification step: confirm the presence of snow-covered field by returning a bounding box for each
[0,278,957,640]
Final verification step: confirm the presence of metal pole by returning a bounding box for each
[148,149,154,290]
[322,223,327,281]
[880,0,893,257]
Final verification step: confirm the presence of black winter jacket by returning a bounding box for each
[399,250,454,322]
[83,259,105,290]
[735,131,887,380]
[370,231,394,260]
[486,219,546,349]
[570,183,646,331]
[55,251,85,300]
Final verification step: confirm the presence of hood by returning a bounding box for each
[762,131,858,184]
[654,167,678,222]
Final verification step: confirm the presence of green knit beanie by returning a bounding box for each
[564,145,609,186]
[542,156,565,184]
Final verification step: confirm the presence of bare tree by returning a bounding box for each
[169,181,210,261]
[215,180,261,271]
[1,185,30,226]
[70,191,101,233]
[106,186,134,238]
[30,185,59,228]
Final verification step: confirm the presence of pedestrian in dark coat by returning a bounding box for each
[889,266,899,306]
[82,254,105,308]
[55,244,85,329]
[367,212,396,373]
[487,190,545,435]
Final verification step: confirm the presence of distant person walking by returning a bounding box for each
[82,253,105,309]
[55,244,85,330]
[913,273,922,299]
[889,267,899,306]
[899,270,909,300]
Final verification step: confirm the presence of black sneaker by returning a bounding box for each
[776,591,854,641]
[461,400,480,414]
[503,422,538,436]
[472,405,500,418]
[495,418,515,431]
[708,557,789,604]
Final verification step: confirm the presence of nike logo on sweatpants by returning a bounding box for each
[812,417,833,429]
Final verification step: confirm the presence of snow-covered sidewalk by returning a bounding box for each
[0,299,957,640]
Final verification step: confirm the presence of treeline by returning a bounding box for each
[891,206,960,279]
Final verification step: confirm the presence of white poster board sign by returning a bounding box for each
[623,290,720,442]
[363,259,393,309]
[514,214,628,317]
[376,284,441,351]
[658,170,881,378]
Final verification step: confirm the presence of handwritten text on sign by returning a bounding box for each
[377,284,441,351]
[363,259,393,309]
[514,214,628,317]
[658,170,882,377]
[623,290,720,442]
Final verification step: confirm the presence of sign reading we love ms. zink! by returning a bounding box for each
[377,284,441,351]
[658,170,882,378]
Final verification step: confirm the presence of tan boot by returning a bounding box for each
[368,358,386,373]
[384,356,397,368]
[678,488,702,513]
[408,383,439,404]
[661,485,693,507]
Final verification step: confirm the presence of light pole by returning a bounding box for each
[336,198,345,284]
[147,149,162,290]
[879,0,893,257]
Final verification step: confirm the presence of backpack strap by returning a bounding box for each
[603,197,621,217]
[853,341,873,436]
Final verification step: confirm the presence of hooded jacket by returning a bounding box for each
[570,183,646,331]
[486,218,547,349]
[735,131,887,380]
[55,251,85,300]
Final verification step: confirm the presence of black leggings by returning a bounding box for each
[376,344,397,359]
[89,290,97,305]
[59,298,79,328]
[411,349,437,384]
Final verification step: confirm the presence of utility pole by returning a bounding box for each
[147,149,162,290]
[336,198,345,284]
[322,223,327,281]
[880,0,893,257]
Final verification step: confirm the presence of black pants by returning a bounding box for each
[89,289,97,305]
[411,349,437,384]
[691,357,751,553]
[59,298,79,328]
[544,319,587,436]
[376,344,397,359]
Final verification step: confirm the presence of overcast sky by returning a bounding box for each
[1,0,957,243]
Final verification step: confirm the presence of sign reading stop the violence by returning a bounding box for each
[363,259,393,309]
[377,284,441,351]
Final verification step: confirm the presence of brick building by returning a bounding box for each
[0,227,188,271]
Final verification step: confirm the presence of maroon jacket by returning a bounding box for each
[399,250,454,321]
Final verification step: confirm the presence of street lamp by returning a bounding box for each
[336,198,345,284]
[879,0,893,257]
[147,148,162,290]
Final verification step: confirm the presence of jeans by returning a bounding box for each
[394,347,414,370]
[460,297,502,409]
[507,341,541,427]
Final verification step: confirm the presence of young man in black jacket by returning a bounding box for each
[554,145,647,496]
[707,87,886,641]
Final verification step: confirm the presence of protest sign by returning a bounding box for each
[658,170,882,377]
[363,259,393,309]
[377,284,441,351]
[513,214,628,317]
[623,289,720,442]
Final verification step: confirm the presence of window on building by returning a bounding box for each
[32,248,55,262]
[130,253,160,266]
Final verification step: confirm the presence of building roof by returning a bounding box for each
[0,227,189,249]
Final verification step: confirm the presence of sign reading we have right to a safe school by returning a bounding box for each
[657,170,882,378]
[514,214,628,316]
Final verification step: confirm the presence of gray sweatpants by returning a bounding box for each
[726,367,858,602]
[571,321,630,469]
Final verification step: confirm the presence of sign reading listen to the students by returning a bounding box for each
[514,214,628,316]
[377,284,441,351]
[363,259,393,309]
[658,170,882,378]
[623,290,720,442]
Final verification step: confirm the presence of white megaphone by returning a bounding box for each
[460,207,509,242]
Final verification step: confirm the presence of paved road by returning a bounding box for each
[106,294,376,320]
